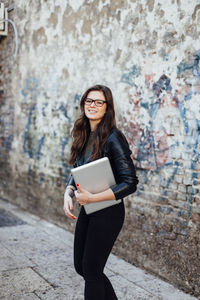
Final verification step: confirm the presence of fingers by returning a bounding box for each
[74,190,83,205]
[69,196,73,210]
[63,201,76,220]
[64,208,76,220]
[75,185,90,205]
[76,184,85,193]
[74,190,83,201]
[64,194,74,210]
[74,190,79,199]
[67,212,76,220]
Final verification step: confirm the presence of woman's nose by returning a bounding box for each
[90,101,96,107]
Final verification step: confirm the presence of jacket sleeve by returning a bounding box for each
[106,131,139,200]
[67,175,76,189]
[66,160,77,189]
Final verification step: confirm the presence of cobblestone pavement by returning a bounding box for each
[0,198,198,300]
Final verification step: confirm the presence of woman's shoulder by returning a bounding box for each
[107,127,128,144]
[105,127,131,156]
[104,127,132,158]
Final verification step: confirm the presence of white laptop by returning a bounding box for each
[71,157,121,214]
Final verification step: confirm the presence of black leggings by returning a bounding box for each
[74,201,125,300]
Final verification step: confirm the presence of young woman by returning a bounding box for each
[63,84,138,300]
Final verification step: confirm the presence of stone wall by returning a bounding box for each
[0,0,199,296]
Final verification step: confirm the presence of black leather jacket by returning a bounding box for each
[67,128,139,200]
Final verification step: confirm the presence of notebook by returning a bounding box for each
[71,157,121,214]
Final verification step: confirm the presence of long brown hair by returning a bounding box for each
[69,84,117,164]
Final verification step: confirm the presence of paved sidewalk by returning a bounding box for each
[0,198,198,300]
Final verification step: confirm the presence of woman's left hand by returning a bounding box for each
[75,184,92,205]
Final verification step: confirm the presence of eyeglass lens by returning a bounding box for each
[85,98,106,107]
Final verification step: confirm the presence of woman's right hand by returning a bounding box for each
[63,187,77,220]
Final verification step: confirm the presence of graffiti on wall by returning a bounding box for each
[119,51,200,225]
[0,89,14,155]
[21,77,79,183]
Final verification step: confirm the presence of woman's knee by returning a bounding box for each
[82,259,103,282]
[74,259,100,280]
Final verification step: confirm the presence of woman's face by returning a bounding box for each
[84,90,107,124]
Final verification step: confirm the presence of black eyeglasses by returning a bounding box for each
[84,98,107,107]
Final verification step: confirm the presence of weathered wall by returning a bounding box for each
[0,0,200,296]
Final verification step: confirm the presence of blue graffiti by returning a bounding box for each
[42,103,48,117]
[21,78,39,102]
[4,134,13,151]
[163,161,179,196]
[193,50,200,78]
[137,128,159,170]
[22,77,72,161]
[120,65,141,86]
[60,93,82,182]
[23,103,37,158]
[74,93,81,106]
[57,104,71,122]
[37,135,45,160]
[0,134,14,158]
[153,74,172,97]
[39,172,45,183]
[177,49,200,79]
[61,136,71,183]
[177,62,193,75]
[121,58,200,226]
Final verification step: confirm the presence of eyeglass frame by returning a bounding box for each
[84,98,107,107]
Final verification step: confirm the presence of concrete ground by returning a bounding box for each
[0,198,198,300]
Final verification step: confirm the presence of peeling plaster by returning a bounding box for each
[147,0,155,12]
[68,0,85,12]
[192,4,200,20]
[47,9,59,29]
[32,27,47,48]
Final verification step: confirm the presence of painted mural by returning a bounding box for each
[118,50,200,224]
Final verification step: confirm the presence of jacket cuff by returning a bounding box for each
[67,175,76,189]
[66,185,76,191]
[111,182,137,200]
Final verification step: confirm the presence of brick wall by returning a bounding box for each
[0,0,199,296]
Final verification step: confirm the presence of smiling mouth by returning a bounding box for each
[88,109,97,113]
